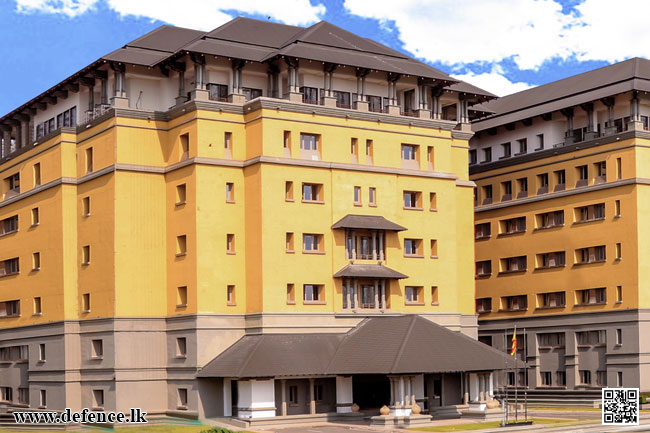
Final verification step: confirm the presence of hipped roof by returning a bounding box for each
[198,315,520,378]
[332,214,407,231]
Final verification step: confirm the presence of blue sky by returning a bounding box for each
[2,0,646,117]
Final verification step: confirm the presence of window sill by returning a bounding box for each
[369,204,377,207]
[405,302,425,306]
[90,356,103,361]
[176,406,188,411]
[498,270,527,275]
[227,302,237,307]
[286,250,295,254]
[226,251,236,255]
[499,155,511,160]
[353,203,362,207]
[32,267,40,272]
[430,255,438,259]
[92,407,105,412]
[534,265,566,270]
[497,231,526,237]
[0,272,20,278]
[176,304,187,308]
[573,218,605,225]
[32,312,43,316]
[226,200,235,204]
[574,302,607,306]
[302,200,325,204]
[175,253,187,258]
[38,406,47,409]
[476,310,491,314]
[175,355,187,359]
[403,207,423,211]
[404,254,424,258]
[82,262,90,266]
[30,223,40,228]
[175,201,186,207]
[429,208,438,212]
[431,302,439,306]
[303,301,326,305]
[0,314,20,318]
[82,309,91,314]
[0,230,18,238]
[615,301,623,304]
[615,258,622,261]
[303,250,325,255]
[533,224,564,231]
[614,214,621,218]
[498,308,528,312]
[475,273,492,278]
[535,305,565,310]
[475,235,491,240]
[286,301,296,305]
[573,260,606,266]
[538,346,565,350]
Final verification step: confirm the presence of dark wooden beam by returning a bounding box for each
[168,61,186,72]
[79,77,95,87]
[505,123,515,131]
[64,82,80,92]
[541,112,553,121]
[15,113,29,122]
[487,127,497,136]
[22,108,36,116]
[580,102,594,112]
[522,118,533,126]
[90,69,108,80]
[54,89,68,99]
[44,95,57,105]
[34,102,47,111]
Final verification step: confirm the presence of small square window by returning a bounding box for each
[175,184,186,205]
[303,284,323,302]
[227,285,236,305]
[82,196,91,216]
[404,238,422,256]
[303,234,323,253]
[405,286,422,303]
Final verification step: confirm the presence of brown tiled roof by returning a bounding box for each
[197,315,519,378]
[333,264,407,279]
[473,57,650,130]
[332,214,407,231]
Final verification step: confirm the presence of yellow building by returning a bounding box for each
[470,58,650,398]
[0,17,511,423]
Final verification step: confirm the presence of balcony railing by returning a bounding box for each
[84,104,111,124]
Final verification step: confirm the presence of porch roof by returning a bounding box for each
[333,263,407,279]
[197,315,520,379]
[332,214,407,231]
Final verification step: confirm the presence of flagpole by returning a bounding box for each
[514,324,518,423]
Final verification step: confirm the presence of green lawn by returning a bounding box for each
[408,418,583,432]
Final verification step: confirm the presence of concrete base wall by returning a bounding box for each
[0,311,476,415]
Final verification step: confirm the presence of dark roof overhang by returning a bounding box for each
[332,214,406,231]
[333,263,407,279]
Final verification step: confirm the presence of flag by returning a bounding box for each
[510,328,517,356]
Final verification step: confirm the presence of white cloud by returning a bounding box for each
[453,70,533,97]
[15,0,325,28]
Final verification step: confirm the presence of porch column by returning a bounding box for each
[389,377,395,405]
[237,379,276,419]
[399,376,405,406]
[335,376,353,413]
[413,374,425,410]
[223,379,232,417]
[489,373,494,398]
[353,280,358,309]
[463,373,469,404]
[469,373,479,403]
[351,230,357,260]
[281,379,287,416]
[345,229,349,259]
[602,96,617,135]
[561,107,574,144]
[432,86,443,120]
[373,280,379,309]
[629,91,643,131]
[345,279,351,310]
[406,376,413,406]
[110,62,129,108]
[380,280,386,310]
[372,231,377,260]
[100,77,108,105]
[378,232,384,261]
[20,120,28,147]
[308,378,316,414]
[2,129,10,158]
[13,123,21,149]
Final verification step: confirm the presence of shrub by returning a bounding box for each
[200,428,237,433]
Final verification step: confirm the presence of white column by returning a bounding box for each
[353,280,358,309]
[309,378,316,415]
[389,377,395,405]
[469,374,479,403]
[237,379,276,418]
[336,376,353,413]
[345,280,351,310]
[281,379,287,416]
[399,376,405,406]
[374,280,379,309]
[223,379,232,417]
[351,231,357,260]
[379,232,384,261]
[380,280,386,310]
[489,373,494,398]
[413,374,425,411]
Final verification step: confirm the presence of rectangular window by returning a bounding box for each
[314,384,324,402]
[287,283,295,304]
[502,295,528,311]
[18,388,28,405]
[405,286,422,303]
[176,337,187,357]
[577,330,606,346]
[616,329,622,345]
[616,157,622,180]
[575,203,605,222]
[537,173,549,194]
[0,215,18,235]
[0,258,20,277]
[536,251,566,269]
[541,372,552,386]
[91,339,103,358]
[31,208,39,225]
[85,147,93,173]
[227,285,235,305]
[303,284,323,302]
[177,286,187,307]
[431,286,439,305]
[369,187,376,206]
[180,133,189,160]
[475,222,491,239]
[554,169,566,190]
[404,238,422,256]
[427,146,434,169]
[500,256,527,273]
[289,385,298,404]
[5,172,20,194]
[616,285,623,303]
[430,240,438,258]
[538,291,566,308]
[225,182,234,202]
[300,133,319,151]
[518,177,528,198]
[536,210,564,229]
[365,139,373,164]
[483,147,492,163]
[401,144,418,160]
[39,343,46,362]
[482,185,493,204]
[285,181,294,201]
[242,87,262,101]
[175,185,186,205]
[0,387,12,403]
[469,149,477,165]
[32,252,40,270]
[597,370,607,385]
[33,163,41,187]
[501,181,513,200]
[285,232,294,253]
[303,234,323,253]
[535,134,544,150]
[501,142,511,158]
[354,186,361,205]
[517,138,527,154]
[576,288,607,305]
[176,235,187,256]
[82,196,91,216]
[617,372,623,387]
[82,245,91,265]
[616,242,622,260]
[224,131,232,151]
[350,138,358,162]
[403,190,421,209]
[82,293,91,312]
[226,234,235,254]
[476,297,492,313]
[595,161,606,183]
[576,165,588,187]
[283,131,291,149]
[538,332,565,348]
[302,183,323,202]
[475,260,492,277]
[429,192,437,210]
[31,297,42,316]
[575,245,606,264]
[93,389,104,408]
[40,390,47,408]
[615,199,621,217]
[500,216,526,234]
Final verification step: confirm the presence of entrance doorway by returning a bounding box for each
[353,375,390,411]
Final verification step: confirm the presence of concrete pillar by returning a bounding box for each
[280,379,287,416]
[379,232,384,261]
[413,374,425,411]
[469,373,479,402]
[20,120,28,147]
[111,66,129,108]
[628,93,643,131]
[223,379,232,417]
[489,373,494,398]
[463,373,469,405]
[372,231,377,260]
[190,60,209,102]
[335,376,353,413]
[345,280,351,310]
[399,376,405,406]
[237,379,276,418]
[353,280,358,309]
[308,378,316,415]
[373,280,379,309]
[389,377,395,405]
[351,230,356,260]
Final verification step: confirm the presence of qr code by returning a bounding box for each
[602,388,639,425]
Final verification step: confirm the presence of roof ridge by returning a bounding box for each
[389,315,418,374]
[237,335,265,377]
[324,318,369,374]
